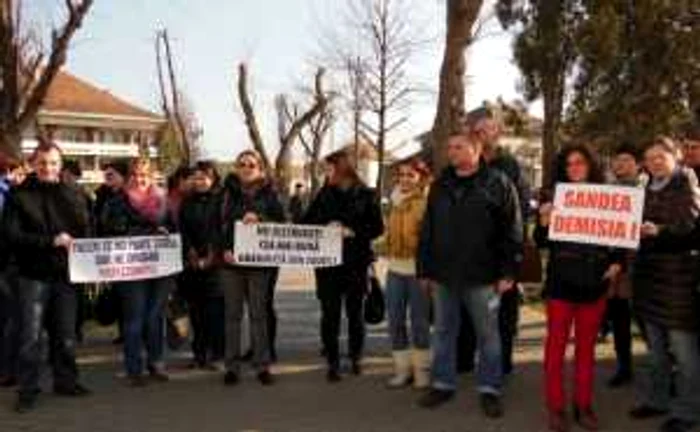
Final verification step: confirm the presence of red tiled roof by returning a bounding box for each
[41,71,161,120]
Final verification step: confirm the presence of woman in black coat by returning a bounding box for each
[219,150,285,386]
[303,150,384,382]
[179,161,224,369]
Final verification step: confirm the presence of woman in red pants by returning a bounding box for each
[535,145,623,432]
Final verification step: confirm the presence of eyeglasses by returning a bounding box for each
[237,162,258,169]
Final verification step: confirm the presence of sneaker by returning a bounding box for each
[480,393,504,419]
[660,418,697,432]
[127,375,148,388]
[223,371,239,386]
[629,405,669,420]
[548,410,570,432]
[14,394,37,414]
[257,370,275,386]
[607,370,632,388]
[326,368,342,383]
[573,405,599,431]
[54,383,91,397]
[417,389,455,409]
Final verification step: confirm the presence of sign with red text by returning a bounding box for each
[69,235,183,283]
[549,183,645,249]
[234,222,343,267]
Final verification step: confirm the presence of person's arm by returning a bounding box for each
[416,187,436,281]
[496,179,524,280]
[645,171,700,251]
[300,188,326,225]
[263,189,287,223]
[4,194,54,250]
[347,190,384,242]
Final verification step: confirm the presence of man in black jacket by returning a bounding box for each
[4,142,91,412]
[416,129,523,418]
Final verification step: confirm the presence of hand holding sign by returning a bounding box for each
[539,203,554,227]
[53,232,74,249]
[329,221,355,238]
[640,221,660,238]
[243,212,260,225]
[223,250,237,264]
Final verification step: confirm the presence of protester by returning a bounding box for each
[0,156,24,388]
[101,158,176,387]
[219,150,285,386]
[384,158,431,389]
[535,145,623,431]
[458,108,532,376]
[603,144,645,388]
[303,150,384,382]
[416,129,523,418]
[179,161,224,369]
[4,140,92,412]
[167,165,193,226]
[93,160,129,345]
[681,123,700,180]
[629,137,700,432]
[288,183,307,223]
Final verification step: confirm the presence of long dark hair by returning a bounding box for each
[193,160,220,187]
[553,144,605,186]
[324,150,363,187]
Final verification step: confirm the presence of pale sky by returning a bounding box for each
[30,0,537,160]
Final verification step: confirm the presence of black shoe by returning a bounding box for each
[257,370,275,386]
[127,375,148,388]
[607,370,632,388]
[660,418,697,432]
[270,348,278,364]
[14,394,37,414]
[326,368,342,383]
[54,383,91,397]
[417,389,455,409]
[480,393,504,419]
[147,365,169,383]
[224,371,240,386]
[573,405,599,431]
[629,405,669,419]
[457,362,475,375]
[350,360,362,376]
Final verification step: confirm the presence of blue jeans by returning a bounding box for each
[118,278,173,377]
[431,284,502,394]
[638,320,700,422]
[386,272,430,350]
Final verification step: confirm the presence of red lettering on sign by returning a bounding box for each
[562,190,633,213]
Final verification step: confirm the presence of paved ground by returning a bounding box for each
[0,269,664,432]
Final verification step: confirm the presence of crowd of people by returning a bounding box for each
[0,113,699,432]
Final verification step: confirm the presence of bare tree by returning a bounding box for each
[429,0,484,171]
[320,0,425,193]
[299,99,335,195]
[155,29,196,166]
[0,0,94,158]
[236,63,327,193]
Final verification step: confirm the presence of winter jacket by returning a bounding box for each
[303,182,384,269]
[179,188,222,269]
[4,175,90,282]
[0,176,11,270]
[386,190,427,260]
[100,189,173,237]
[488,149,532,223]
[417,164,523,288]
[633,168,700,330]
[534,216,621,304]
[93,185,119,236]
[219,174,286,259]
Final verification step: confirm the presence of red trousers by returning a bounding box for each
[544,298,606,412]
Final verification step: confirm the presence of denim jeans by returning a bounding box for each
[431,284,502,395]
[638,321,700,422]
[386,271,430,350]
[118,278,173,377]
[221,268,271,373]
[16,278,78,395]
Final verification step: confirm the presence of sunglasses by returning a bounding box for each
[237,162,258,169]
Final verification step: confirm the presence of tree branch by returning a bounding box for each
[236,62,272,171]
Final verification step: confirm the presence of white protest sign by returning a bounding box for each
[234,222,343,267]
[69,234,183,283]
[548,183,645,249]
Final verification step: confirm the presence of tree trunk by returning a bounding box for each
[0,128,21,160]
[430,0,483,172]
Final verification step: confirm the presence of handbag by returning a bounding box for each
[518,241,543,283]
[364,265,385,325]
[94,285,119,326]
[166,293,190,351]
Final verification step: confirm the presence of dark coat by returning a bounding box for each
[303,182,384,270]
[4,175,90,282]
[100,190,173,237]
[633,168,700,330]
[219,174,286,262]
[488,149,532,223]
[417,165,523,288]
[179,188,222,266]
[534,218,621,303]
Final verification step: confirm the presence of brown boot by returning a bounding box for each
[548,410,570,432]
